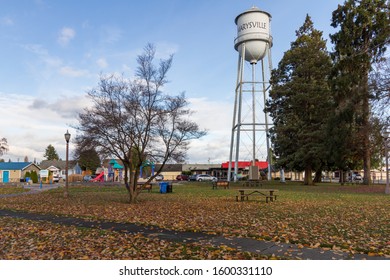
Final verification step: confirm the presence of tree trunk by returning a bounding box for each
[304,166,313,185]
[340,170,348,185]
[127,168,142,204]
[361,63,371,186]
[123,164,138,204]
[362,92,371,185]
[128,169,136,204]
[313,169,322,183]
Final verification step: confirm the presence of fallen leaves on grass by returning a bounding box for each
[0,217,269,260]
[0,186,29,195]
[0,184,389,258]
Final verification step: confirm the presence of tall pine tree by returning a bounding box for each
[267,15,332,185]
[330,0,390,185]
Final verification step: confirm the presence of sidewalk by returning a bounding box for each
[0,183,61,198]
[0,208,387,260]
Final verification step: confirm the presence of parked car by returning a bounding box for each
[146,174,164,181]
[196,174,218,182]
[83,175,96,182]
[176,174,189,181]
[52,175,60,183]
[350,174,363,182]
[188,174,198,181]
[83,175,92,182]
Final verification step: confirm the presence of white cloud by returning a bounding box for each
[23,44,50,57]
[23,44,91,79]
[22,44,63,79]
[0,92,86,162]
[185,96,270,163]
[186,97,233,163]
[0,92,235,164]
[155,41,180,59]
[1,16,14,26]
[100,25,122,44]
[59,66,90,78]
[58,27,75,47]
[96,58,108,69]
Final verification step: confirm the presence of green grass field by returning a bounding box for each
[0,181,389,259]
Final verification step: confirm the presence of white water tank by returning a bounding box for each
[234,6,272,64]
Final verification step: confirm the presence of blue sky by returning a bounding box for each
[0,0,344,163]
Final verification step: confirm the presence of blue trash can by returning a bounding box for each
[159,182,168,193]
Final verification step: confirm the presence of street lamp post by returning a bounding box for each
[384,129,389,195]
[64,130,71,198]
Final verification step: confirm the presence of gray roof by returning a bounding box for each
[39,160,78,170]
[155,164,183,172]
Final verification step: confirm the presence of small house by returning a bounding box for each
[39,160,82,180]
[0,162,41,183]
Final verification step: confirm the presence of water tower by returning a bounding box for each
[228,6,273,181]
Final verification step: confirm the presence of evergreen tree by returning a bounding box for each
[30,170,38,183]
[330,0,390,185]
[267,15,332,185]
[76,148,101,172]
[44,144,59,160]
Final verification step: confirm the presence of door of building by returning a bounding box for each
[2,171,10,183]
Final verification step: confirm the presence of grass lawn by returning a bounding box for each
[0,181,389,259]
[0,186,30,195]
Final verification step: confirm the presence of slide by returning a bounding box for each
[91,172,104,182]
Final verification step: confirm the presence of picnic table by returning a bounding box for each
[236,188,278,203]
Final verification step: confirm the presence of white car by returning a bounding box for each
[352,174,362,182]
[147,174,164,181]
[196,174,218,182]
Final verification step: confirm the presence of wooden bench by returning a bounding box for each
[212,181,229,189]
[136,183,152,193]
[236,189,278,203]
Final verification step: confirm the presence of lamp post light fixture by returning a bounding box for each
[384,129,389,195]
[64,130,71,198]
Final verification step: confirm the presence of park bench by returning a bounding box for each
[236,189,278,203]
[212,181,229,189]
[136,183,153,193]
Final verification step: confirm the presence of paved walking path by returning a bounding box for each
[0,208,387,260]
[0,184,61,198]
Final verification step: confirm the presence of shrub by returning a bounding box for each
[30,170,38,183]
[24,171,31,181]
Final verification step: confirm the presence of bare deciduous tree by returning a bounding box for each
[0,137,8,156]
[76,44,206,203]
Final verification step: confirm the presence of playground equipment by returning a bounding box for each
[139,160,155,178]
[91,172,104,182]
